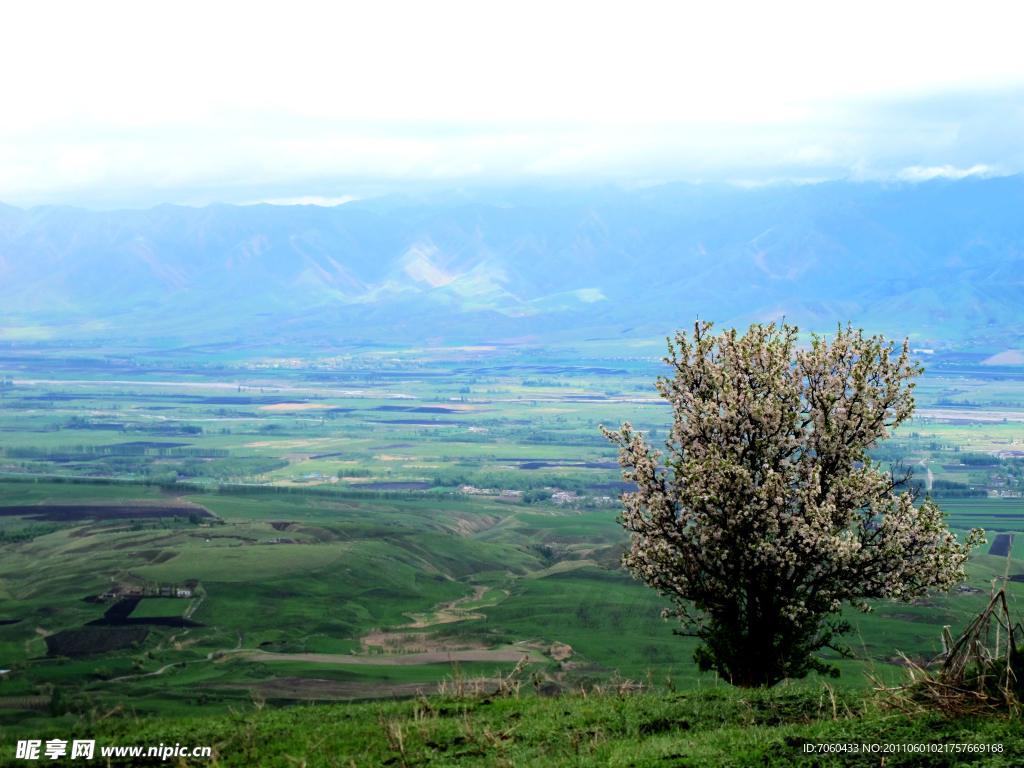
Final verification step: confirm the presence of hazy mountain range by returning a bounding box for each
[2,176,1024,350]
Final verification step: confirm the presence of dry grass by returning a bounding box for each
[873,577,1023,717]
[372,662,662,766]
[359,629,489,655]
[434,654,533,700]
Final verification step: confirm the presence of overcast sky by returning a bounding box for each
[3,1,1024,208]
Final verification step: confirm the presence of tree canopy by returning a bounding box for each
[604,321,982,687]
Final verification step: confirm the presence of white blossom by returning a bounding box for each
[603,321,983,687]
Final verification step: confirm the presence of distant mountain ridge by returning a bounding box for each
[2,176,1024,348]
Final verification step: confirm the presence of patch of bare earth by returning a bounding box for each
[246,649,545,665]
[515,639,574,662]
[170,630,202,651]
[550,642,573,661]
[0,696,48,711]
[446,514,501,536]
[211,677,499,700]
[260,404,337,412]
[343,586,504,656]
[243,439,333,449]
[39,498,204,510]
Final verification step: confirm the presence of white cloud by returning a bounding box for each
[574,288,607,303]
[3,1,1024,206]
[896,164,994,181]
[254,196,360,207]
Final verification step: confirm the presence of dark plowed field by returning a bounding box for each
[588,482,639,493]
[988,533,1016,557]
[87,617,204,628]
[45,627,150,657]
[370,419,465,425]
[85,597,205,628]
[108,441,194,449]
[0,505,215,522]
[349,482,433,490]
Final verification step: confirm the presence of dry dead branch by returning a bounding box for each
[872,585,1022,717]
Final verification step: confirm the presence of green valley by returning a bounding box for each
[0,346,1022,740]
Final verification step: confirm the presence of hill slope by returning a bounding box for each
[22,686,1024,767]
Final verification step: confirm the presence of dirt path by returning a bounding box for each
[27,628,51,655]
[185,594,204,619]
[245,648,546,666]
[105,609,543,682]
[109,631,243,682]
[110,659,184,682]
[108,635,539,684]
[402,585,490,628]
[354,586,502,655]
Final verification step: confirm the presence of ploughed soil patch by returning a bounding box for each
[0,619,21,626]
[0,697,48,711]
[988,533,1015,557]
[246,649,545,666]
[86,597,204,628]
[211,677,438,701]
[101,598,142,621]
[108,441,194,449]
[951,512,1024,519]
[371,419,465,426]
[588,482,639,493]
[513,461,620,470]
[0,504,215,523]
[45,627,150,657]
[348,482,433,491]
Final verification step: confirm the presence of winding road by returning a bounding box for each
[107,631,542,683]
[108,631,243,682]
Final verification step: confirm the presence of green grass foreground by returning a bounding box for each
[10,686,1023,767]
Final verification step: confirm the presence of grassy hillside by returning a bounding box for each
[9,685,1023,767]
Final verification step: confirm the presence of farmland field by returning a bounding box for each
[1,346,1023,730]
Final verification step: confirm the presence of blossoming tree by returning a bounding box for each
[603,321,983,687]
